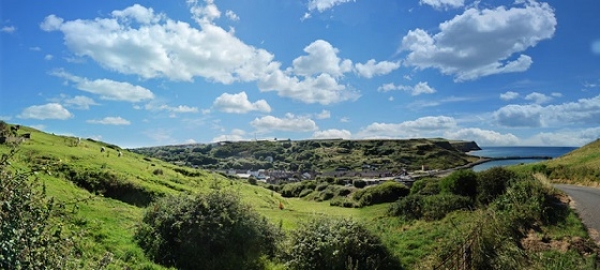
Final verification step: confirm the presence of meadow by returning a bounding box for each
[1,123,598,269]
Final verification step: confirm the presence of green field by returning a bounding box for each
[1,124,598,269]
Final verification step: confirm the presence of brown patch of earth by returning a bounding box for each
[521,230,596,255]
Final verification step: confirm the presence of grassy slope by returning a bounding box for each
[2,126,594,269]
[1,126,393,268]
[512,139,600,185]
[547,139,600,168]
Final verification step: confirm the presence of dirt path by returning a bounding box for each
[554,184,600,243]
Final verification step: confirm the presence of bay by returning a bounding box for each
[469,146,577,172]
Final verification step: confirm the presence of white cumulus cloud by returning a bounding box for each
[354,59,400,78]
[51,70,154,102]
[494,94,600,128]
[64,96,99,110]
[315,110,331,119]
[1,26,16,33]
[400,1,556,81]
[308,0,355,12]
[524,92,552,104]
[358,116,457,138]
[291,40,352,78]
[18,103,73,120]
[225,10,239,21]
[378,81,436,96]
[420,0,464,9]
[313,129,352,139]
[500,91,519,101]
[41,4,358,105]
[86,116,131,125]
[494,104,543,127]
[145,103,199,113]
[251,114,318,132]
[444,128,519,146]
[213,92,271,114]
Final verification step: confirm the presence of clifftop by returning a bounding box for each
[449,140,482,152]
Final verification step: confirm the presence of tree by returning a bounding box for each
[135,190,282,270]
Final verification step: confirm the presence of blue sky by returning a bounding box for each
[1,0,599,148]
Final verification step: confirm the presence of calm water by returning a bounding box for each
[469,146,577,172]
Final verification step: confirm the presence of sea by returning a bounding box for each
[468,146,578,172]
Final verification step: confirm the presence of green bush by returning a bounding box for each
[477,167,516,205]
[285,218,401,270]
[329,197,357,208]
[353,181,410,207]
[439,170,478,198]
[389,194,423,220]
[248,177,258,185]
[335,187,352,197]
[493,178,550,234]
[353,179,366,188]
[60,166,154,206]
[421,194,472,221]
[299,188,314,198]
[409,177,440,195]
[135,190,282,270]
[0,149,76,269]
[280,181,317,197]
[389,193,472,221]
[316,182,329,191]
[334,178,347,185]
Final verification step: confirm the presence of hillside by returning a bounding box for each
[1,123,596,269]
[0,124,301,268]
[131,138,481,173]
[0,124,399,267]
[530,138,600,185]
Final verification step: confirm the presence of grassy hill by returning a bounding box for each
[1,123,597,269]
[0,125,393,268]
[512,139,600,185]
[131,138,481,173]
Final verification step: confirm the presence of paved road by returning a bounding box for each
[554,184,600,242]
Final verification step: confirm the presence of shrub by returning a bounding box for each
[477,167,516,205]
[173,167,201,177]
[329,197,357,208]
[0,149,76,269]
[389,193,472,221]
[335,187,352,197]
[421,194,472,221]
[316,182,329,191]
[248,177,257,185]
[353,179,366,188]
[60,166,154,206]
[389,194,423,220]
[353,181,410,207]
[135,191,282,270]
[439,170,478,198]
[152,168,163,175]
[299,188,314,198]
[285,218,401,270]
[409,177,440,195]
[334,178,347,186]
[494,178,550,233]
